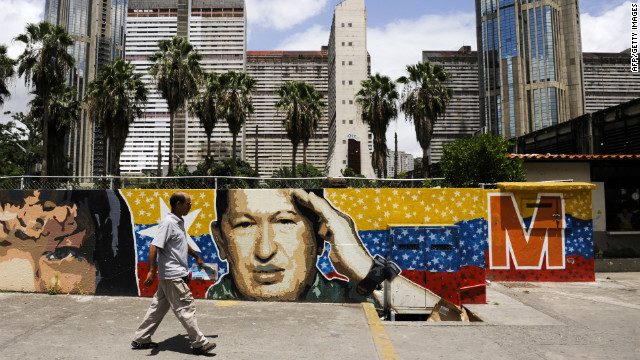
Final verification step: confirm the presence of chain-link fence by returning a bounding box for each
[0,175,452,190]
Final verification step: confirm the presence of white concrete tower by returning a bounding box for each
[325,0,375,178]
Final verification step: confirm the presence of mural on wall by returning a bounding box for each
[0,184,595,305]
[0,190,138,295]
[487,184,595,282]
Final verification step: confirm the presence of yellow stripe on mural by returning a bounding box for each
[326,188,486,231]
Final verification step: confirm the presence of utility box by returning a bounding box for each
[388,225,461,313]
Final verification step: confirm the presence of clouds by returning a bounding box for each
[0,0,42,122]
[581,1,633,52]
[277,24,329,50]
[246,0,330,30]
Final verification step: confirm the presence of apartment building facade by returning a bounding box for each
[121,0,246,174]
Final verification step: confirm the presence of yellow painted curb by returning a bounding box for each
[214,300,240,307]
[362,303,400,360]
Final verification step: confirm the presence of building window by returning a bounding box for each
[342,80,345,85]
[349,61,353,65]
[342,120,346,124]
[343,140,346,144]
[348,42,352,46]
[349,120,353,124]
[349,100,353,104]
[342,42,345,46]
[348,23,352,27]
[341,23,345,27]
[343,160,347,164]
[342,61,345,65]
[342,100,346,104]
[348,80,353,85]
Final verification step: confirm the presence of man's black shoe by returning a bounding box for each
[131,340,159,349]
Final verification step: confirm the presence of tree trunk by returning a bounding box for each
[41,92,49,176]
[103,134,108,177]
[168,112,175,176]
[302,143,308,178]
[422,147,429,179]
[206,133,212,173]
[231,133,237,177]
[291,143,298,178]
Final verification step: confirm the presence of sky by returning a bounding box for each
[0,0,636,157]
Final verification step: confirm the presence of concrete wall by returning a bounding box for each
[0,184,595,307]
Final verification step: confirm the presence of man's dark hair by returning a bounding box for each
[170,192,186,211]
[214,189,324,248]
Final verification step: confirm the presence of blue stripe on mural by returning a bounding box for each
[456,218,488,268]
[564,217,594,259]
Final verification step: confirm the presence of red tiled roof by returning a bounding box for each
[510,154,640,160]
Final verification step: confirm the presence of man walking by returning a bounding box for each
[132,191,216,355]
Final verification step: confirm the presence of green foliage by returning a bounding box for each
[0,44,16,107]
[439,134,526,188]
[340,168,372,188]
[0,112,42,177]
[267,164,325,188]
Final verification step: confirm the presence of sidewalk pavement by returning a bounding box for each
[1,272,639,360]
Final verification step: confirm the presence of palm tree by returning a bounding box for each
[0,45,16,107]
[275,80,305,178]
[355,73,398,178]
[300,84,324,178]
[148,36,202,176]
[28,85,80,175]
[219,71,257,177]
[15,21,75,176]
[275,81,325,178]
[188,71,221,175]
[397,60,452,178]
[86,57,148,177]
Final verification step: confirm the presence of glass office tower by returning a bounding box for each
[44,0,128,176]
[476,0,585,137]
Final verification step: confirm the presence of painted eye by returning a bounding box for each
[234,221,252,229]
[277,218,295,225]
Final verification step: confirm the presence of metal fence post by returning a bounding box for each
[215,177,218,190]
[110,177,113,190]
[20,176,24,190]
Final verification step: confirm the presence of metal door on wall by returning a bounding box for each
[388,225,460,312]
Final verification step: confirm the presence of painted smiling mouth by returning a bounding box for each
[253,265,285,284]
[0,240,11,247]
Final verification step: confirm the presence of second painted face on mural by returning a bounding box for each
[212,189,320,301]
[0,191,96,293]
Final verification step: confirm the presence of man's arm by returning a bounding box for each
[144,245,158,287]
[188,245,205,269]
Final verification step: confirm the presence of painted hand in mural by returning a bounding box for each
[291,189,373,284]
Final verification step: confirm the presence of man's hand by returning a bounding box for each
[143,271,156,287]
[188,245,205,269]
[292,189,373,283]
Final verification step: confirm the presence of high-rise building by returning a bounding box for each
[583,49,640,113]
[422,46,481,163]
[475,0,585,138]
[325,0,375,178]
[120,0,246,174]
[44,0,127,176]
[385,150,415,177]
[245,50,329,177]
